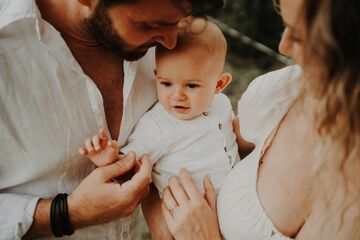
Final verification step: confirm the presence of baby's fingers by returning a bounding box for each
[85,137,95,154]
[78,147,87,156]
[92,134,101,151]
[99,129,109,141]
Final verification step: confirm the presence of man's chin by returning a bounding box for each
[123,50,148,61]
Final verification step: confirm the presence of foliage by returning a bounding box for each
[210,0,287,110]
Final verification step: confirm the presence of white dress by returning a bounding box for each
[217,65,304,240]
[121,93,240,194]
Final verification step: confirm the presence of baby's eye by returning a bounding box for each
[160,81,172,87]
[185,83,200,89]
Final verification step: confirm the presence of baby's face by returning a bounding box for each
[155,50,220,120]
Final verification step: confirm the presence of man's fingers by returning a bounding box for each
[203,174,217,211]
[97,152,136,182]
[121,154,152,194]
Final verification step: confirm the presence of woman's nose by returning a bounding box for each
[278,28,292,57]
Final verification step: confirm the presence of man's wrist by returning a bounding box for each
[50,193,75,237]
[67,193,83,229]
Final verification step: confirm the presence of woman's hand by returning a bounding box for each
[161,169,222,240]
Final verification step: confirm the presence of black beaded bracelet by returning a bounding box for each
[50,193,75,237]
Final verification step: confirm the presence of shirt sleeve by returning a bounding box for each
[120,112,165,164]
[0,193,39,239]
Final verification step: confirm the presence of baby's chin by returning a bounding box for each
[170,111,206,121]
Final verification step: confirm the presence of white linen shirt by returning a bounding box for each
[0,0,157,239]
[121,93,240,194]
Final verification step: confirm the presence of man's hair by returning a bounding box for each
[101,0,224,16]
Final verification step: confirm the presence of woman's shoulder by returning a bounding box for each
[238,65,304,142]
[244,65,303,99]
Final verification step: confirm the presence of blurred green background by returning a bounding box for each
[141,0,288,238]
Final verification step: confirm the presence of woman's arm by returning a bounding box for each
[161,169,221,240]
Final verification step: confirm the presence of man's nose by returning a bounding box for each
[154,28,178,50]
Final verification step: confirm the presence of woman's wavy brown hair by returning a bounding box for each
[304,0,360,238]
[275,0,360,238]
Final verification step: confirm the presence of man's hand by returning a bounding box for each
[68,153,152,229]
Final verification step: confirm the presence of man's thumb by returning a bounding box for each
[99,152,136,181]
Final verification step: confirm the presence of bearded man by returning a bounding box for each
[0,0,223,239]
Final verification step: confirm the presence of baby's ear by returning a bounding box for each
[215,73,232,94]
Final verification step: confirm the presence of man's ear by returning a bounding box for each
[215,73,232,94]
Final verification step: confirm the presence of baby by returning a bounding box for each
[79,18,239,194]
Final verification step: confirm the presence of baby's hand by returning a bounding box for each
[78,129,120,167]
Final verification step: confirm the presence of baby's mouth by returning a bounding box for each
[173,105,190,112]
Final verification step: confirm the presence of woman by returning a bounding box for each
[160,0,360,239]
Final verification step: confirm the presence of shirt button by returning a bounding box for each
[224,146,227,152]
[228,155,232,165]
[218,123,222,129]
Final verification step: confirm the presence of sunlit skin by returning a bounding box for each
[155,49,230,120]
[278,0,321,88]
[278,0,305,64]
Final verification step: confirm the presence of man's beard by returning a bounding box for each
[83,2,155,61]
